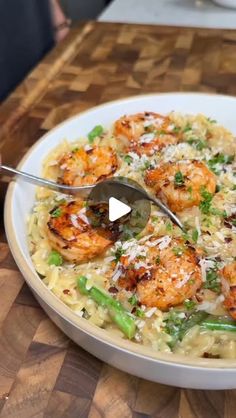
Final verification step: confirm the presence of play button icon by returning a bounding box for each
[86,177,151,241]
[109,197,131,222]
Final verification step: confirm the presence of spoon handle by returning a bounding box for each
[0,165,184,231]
[0,165,93,197]
[105,178,185,231]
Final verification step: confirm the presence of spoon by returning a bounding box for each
[0,164,184,230]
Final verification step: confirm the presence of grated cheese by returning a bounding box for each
[175,273,191,288]
[70,214,80,229]
[145,307,157,318]
[197,294,225,313]
[140,133,155,144]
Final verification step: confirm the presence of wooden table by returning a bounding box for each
[0,21,236,418]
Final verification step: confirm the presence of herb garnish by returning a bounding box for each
[172,246,184,257]
[207,153,234,175]
[88,125,104,143]
[174,171,185,187]
[128,295,138,306]
[51,207,62,218]
[203,268,221,293]
[183,123,192,133]
[114,247,125,262]
[172,126,181,133]
[199,187,213,214]
[207,117,217,124]
[199,187,227,217]
[184,299,196,310]
[166,221,173,232]
[187,138,207,151]
[136,308,145,318]
[192,229,199,243]
[124,155,133,165]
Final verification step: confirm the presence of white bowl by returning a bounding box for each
[212,0,236,8]
[4,92,236,389]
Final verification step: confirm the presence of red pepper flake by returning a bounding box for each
[108,286,118,294]
[225,237,232,243]
[63,289,70,295]
[203,352,220,359]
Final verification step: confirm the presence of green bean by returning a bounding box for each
[165,311,208,348]
[201,317,236,332]
[77,276,136,339]
[178,311,209,340]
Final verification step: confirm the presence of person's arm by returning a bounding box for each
[50,0,71,43]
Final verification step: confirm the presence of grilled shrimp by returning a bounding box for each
[220,262,236,320]
[47,200,117,263]
[145,160,216,212]
[59,145,118,186]
[114,112,179,155]
[118,238,202,310]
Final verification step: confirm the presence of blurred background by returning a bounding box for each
[1,0,236,103]
[60,0,112,21]
[61,0,236,29]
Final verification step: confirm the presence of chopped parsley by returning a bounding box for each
[187,186,193,197]
[155,255,161,264]
[136,308,145,318]
[207,153,234,174]
[203,268,221,293]
[174,171,185,187]
[199,187,213,214]
[182,232,190,242]
[199,187,227,217]
[88,125,104,143]
[166,221,173,232]
[128,295,138,306]
[172,246,184,257]
[151,216,159,223]
[207,117,217,124]
[192,229,199,243]
[51,207,62,218]
[142,160,152,170]
[172,126,181,133]
[184,299,196,310]
[210,208,227,218]
[114,246,125,262]
[47,250,63,266]
[124,154,133,165]
[183,123,192,133]
[187,138,208,151]
[164,310,185,336]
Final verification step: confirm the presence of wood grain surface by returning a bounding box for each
[0,21,236,417]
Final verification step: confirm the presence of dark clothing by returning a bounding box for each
[0,0,54,101]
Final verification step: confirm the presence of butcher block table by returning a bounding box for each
[0,21,236,418]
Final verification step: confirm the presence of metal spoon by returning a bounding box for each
[1,164,184,230]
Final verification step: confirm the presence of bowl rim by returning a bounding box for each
[5,92,236,370]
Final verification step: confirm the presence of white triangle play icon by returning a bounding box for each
[109,197,131,222]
